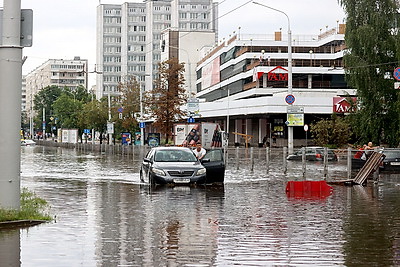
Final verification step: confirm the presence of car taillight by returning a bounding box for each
[316,153,322,158]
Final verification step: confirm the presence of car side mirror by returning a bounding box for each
[143,158,151,163]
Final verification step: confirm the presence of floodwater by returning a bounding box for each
[1,145,400,266]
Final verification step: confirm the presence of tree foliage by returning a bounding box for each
[78,100,109,133]
[339,0,400,146]
[115,76,141,134]
[143,58,187,142]
[310,115,350,148]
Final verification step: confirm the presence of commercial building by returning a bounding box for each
[96,0,218,99]
[195,25,354,147]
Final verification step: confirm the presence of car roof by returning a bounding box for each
[151,146,193,151]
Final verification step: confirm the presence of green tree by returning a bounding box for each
[33,85,62,133]
[78,100,109,142]
[143,58,187,143]
[52,94,83,129]
[339,0,400,146]
[310,115,350,148]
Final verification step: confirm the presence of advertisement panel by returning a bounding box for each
[121,132,131,145]
[287,114,304,126]
[202,57,220,89]
[201,123,215,148]
[62,129,69,143]
[182,124,201,147]
[174,124,189,145]
[61,129,78,143]
[147,133,160,147]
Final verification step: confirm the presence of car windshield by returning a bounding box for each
[383,151,400,159]
[154,150,197,162]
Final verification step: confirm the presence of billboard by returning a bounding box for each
[202,57,220,89]
[287,114,304,126]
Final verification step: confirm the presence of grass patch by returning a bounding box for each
[0,188,53,222]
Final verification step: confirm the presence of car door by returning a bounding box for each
[201,149,225,184]
[141,149,154,183]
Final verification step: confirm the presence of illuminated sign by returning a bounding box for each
[333,97,357,113]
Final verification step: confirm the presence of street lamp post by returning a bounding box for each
[252,1,294,153]
[140,82,144,146]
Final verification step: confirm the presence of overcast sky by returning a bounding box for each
[0,0,346,86]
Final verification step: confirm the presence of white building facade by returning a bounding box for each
[24,57,88,123]
[96,0,218,99]
[195,25,355,147]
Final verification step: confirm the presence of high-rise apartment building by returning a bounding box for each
[25,57,88,121]
[96,0,218,99]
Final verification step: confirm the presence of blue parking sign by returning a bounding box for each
[188,117,195,123]
[139,122,145,128]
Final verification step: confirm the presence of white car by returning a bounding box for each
[21,139,36,146]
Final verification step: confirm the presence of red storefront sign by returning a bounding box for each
[333,97,357,113]
[268,66,288,81]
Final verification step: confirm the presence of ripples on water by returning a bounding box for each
[3,146,399,266]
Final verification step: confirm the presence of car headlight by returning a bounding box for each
[152,167,166,176]
[196,168,206,175]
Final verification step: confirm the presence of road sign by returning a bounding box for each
[118,107,123,113]
[0,9,33,47]
[188,117,195,123]
[84,129,91,134]
[107,122,114,134]
[304,124,309,131]
[285,94,295,105]
[394,67,400,81]
[287,106,304,114]
[139,122,145,128]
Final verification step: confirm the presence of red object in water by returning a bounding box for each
[285,180,333,199]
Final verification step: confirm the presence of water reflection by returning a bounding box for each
[1,146,398,266]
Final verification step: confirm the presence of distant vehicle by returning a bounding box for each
[380,149,400,172]
[140,146,225,185]
[21,139,36,146]
[287,146,338,161]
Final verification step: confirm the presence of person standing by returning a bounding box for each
[193,142,206,160]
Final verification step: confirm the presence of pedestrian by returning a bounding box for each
[193,142,206,160]
[365,141,378,158]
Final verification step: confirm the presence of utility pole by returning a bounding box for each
[0,0,22,209]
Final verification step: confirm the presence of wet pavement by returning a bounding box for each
[1,145,400,266]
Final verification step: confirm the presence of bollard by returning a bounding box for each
[236,147,240,170]
[373,147,379,182]
[266,147,270,174]
[347,147,352,180]
[302,147,306,178]
[283,147,288,174]
[323,147,328,179]
[250,147,254,172]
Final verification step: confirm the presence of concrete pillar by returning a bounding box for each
[246,119,252,146]
[259,118,267,146]
[0,0,22,209]
[308,74,312,89]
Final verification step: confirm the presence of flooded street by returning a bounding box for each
[2,145,400,266]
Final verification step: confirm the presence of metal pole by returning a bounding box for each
[0,0,22,209]
[140,82,144,146]
[108,91,112,144]
[43,107,46,139]
[252,1,293,153]
[347,147,352,180]
[302,147,306,178]
[266,147,270,174]
[283,147,288,175]
[323,147,328,179]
